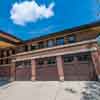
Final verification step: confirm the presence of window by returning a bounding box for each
[64,55,73,63]
[0,59,3,64]
[37,59,44,65]
[31,45,36,50]
[1,50,4,57]
[25,45,28,51]
[56,37,64,45]
[47,58,56,64]
[16,62,25,68]
[77,55,90,61]
[12,50,15,54]
[47,40,54,47]
[5,59,9,64]
[7,50,10,56]
[24,60,31,68]
[38,41,44,49]
[16,46,25,53]
[67,35,76,43]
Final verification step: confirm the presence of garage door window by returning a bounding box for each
[47,58,56,65]
[37,60,44,65]
[64,56,74,63]
[16,61,31,68]
[77,55,90,61]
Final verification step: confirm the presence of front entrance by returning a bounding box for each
[16,60,31,81]
[63,52,97,81]
[36,57,59,81]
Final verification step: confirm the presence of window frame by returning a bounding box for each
[63,55,74,63]
[47,39,55,48]
[38,41,44,49]
[56,37,65,45]
[67,34,76,43]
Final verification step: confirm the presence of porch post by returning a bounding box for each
[91,51,100,81]
[31,59,36,81]
[10,62,16,81]
[56,56,64,81]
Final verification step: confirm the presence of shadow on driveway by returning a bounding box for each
[81,81,100,100]
[0,80,10,87]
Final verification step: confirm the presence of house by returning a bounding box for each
[0,21,100,81]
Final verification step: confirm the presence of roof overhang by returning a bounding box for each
[0,41,15,48]
[0,31,22,48]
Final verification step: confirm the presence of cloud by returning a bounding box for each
[10,0,55,26]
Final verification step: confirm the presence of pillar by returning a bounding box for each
[10,62,16,81]
[56,56,64,81]
[91,51,100,81]
[31,59,36,81]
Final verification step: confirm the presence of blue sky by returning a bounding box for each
[0,0,100,40]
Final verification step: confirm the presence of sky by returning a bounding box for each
[0,0,100,40]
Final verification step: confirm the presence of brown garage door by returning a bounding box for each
[0,66,10,80]
[36,58,59,81]
[63,53,97,81]
[16,61,31,81]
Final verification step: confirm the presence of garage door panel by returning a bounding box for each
[0,67,10,80]
[16,68,31,81]
[36,65,59,81]
[16,61,31,81]
[63,53,96,81]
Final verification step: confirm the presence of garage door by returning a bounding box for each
[63,53,97,81]
[36,57,59,81]
[16,60,31,81]
[0,66,10,80]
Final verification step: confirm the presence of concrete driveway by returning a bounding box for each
[0,81,100,100]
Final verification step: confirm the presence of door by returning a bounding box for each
[16,60,31,81]
[36,57,59,81]
[0,66,10,80]
[63,52,96,81]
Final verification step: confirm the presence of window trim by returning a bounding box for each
[67,34,76,43]
[56,37,65,45]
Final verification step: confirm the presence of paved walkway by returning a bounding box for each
[0,81,100,100]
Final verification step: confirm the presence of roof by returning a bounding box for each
[0,21,100,45]
[25,21,100,43]
[0,30,23,42]
[0,31,23,48]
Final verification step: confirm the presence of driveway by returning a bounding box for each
[0,81,100,100]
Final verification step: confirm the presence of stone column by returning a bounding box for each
[31,59,36,81]
[10,62,16,81]
[91,51,100,81]
[56,56,64,81]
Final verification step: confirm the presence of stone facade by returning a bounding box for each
[0,21,100,81]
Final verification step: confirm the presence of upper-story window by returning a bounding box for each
[38,41,44,49]
[56,37,65,45]
[12,49,15,54]
[31,45,36,50]
[67,34,76,43]
[16,46,25,53]
[24,45,28,51]
[47,40,54,47]
[1,50,4,57]
[7,50,10,56]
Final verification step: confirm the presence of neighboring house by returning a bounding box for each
[0,21,100,81]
